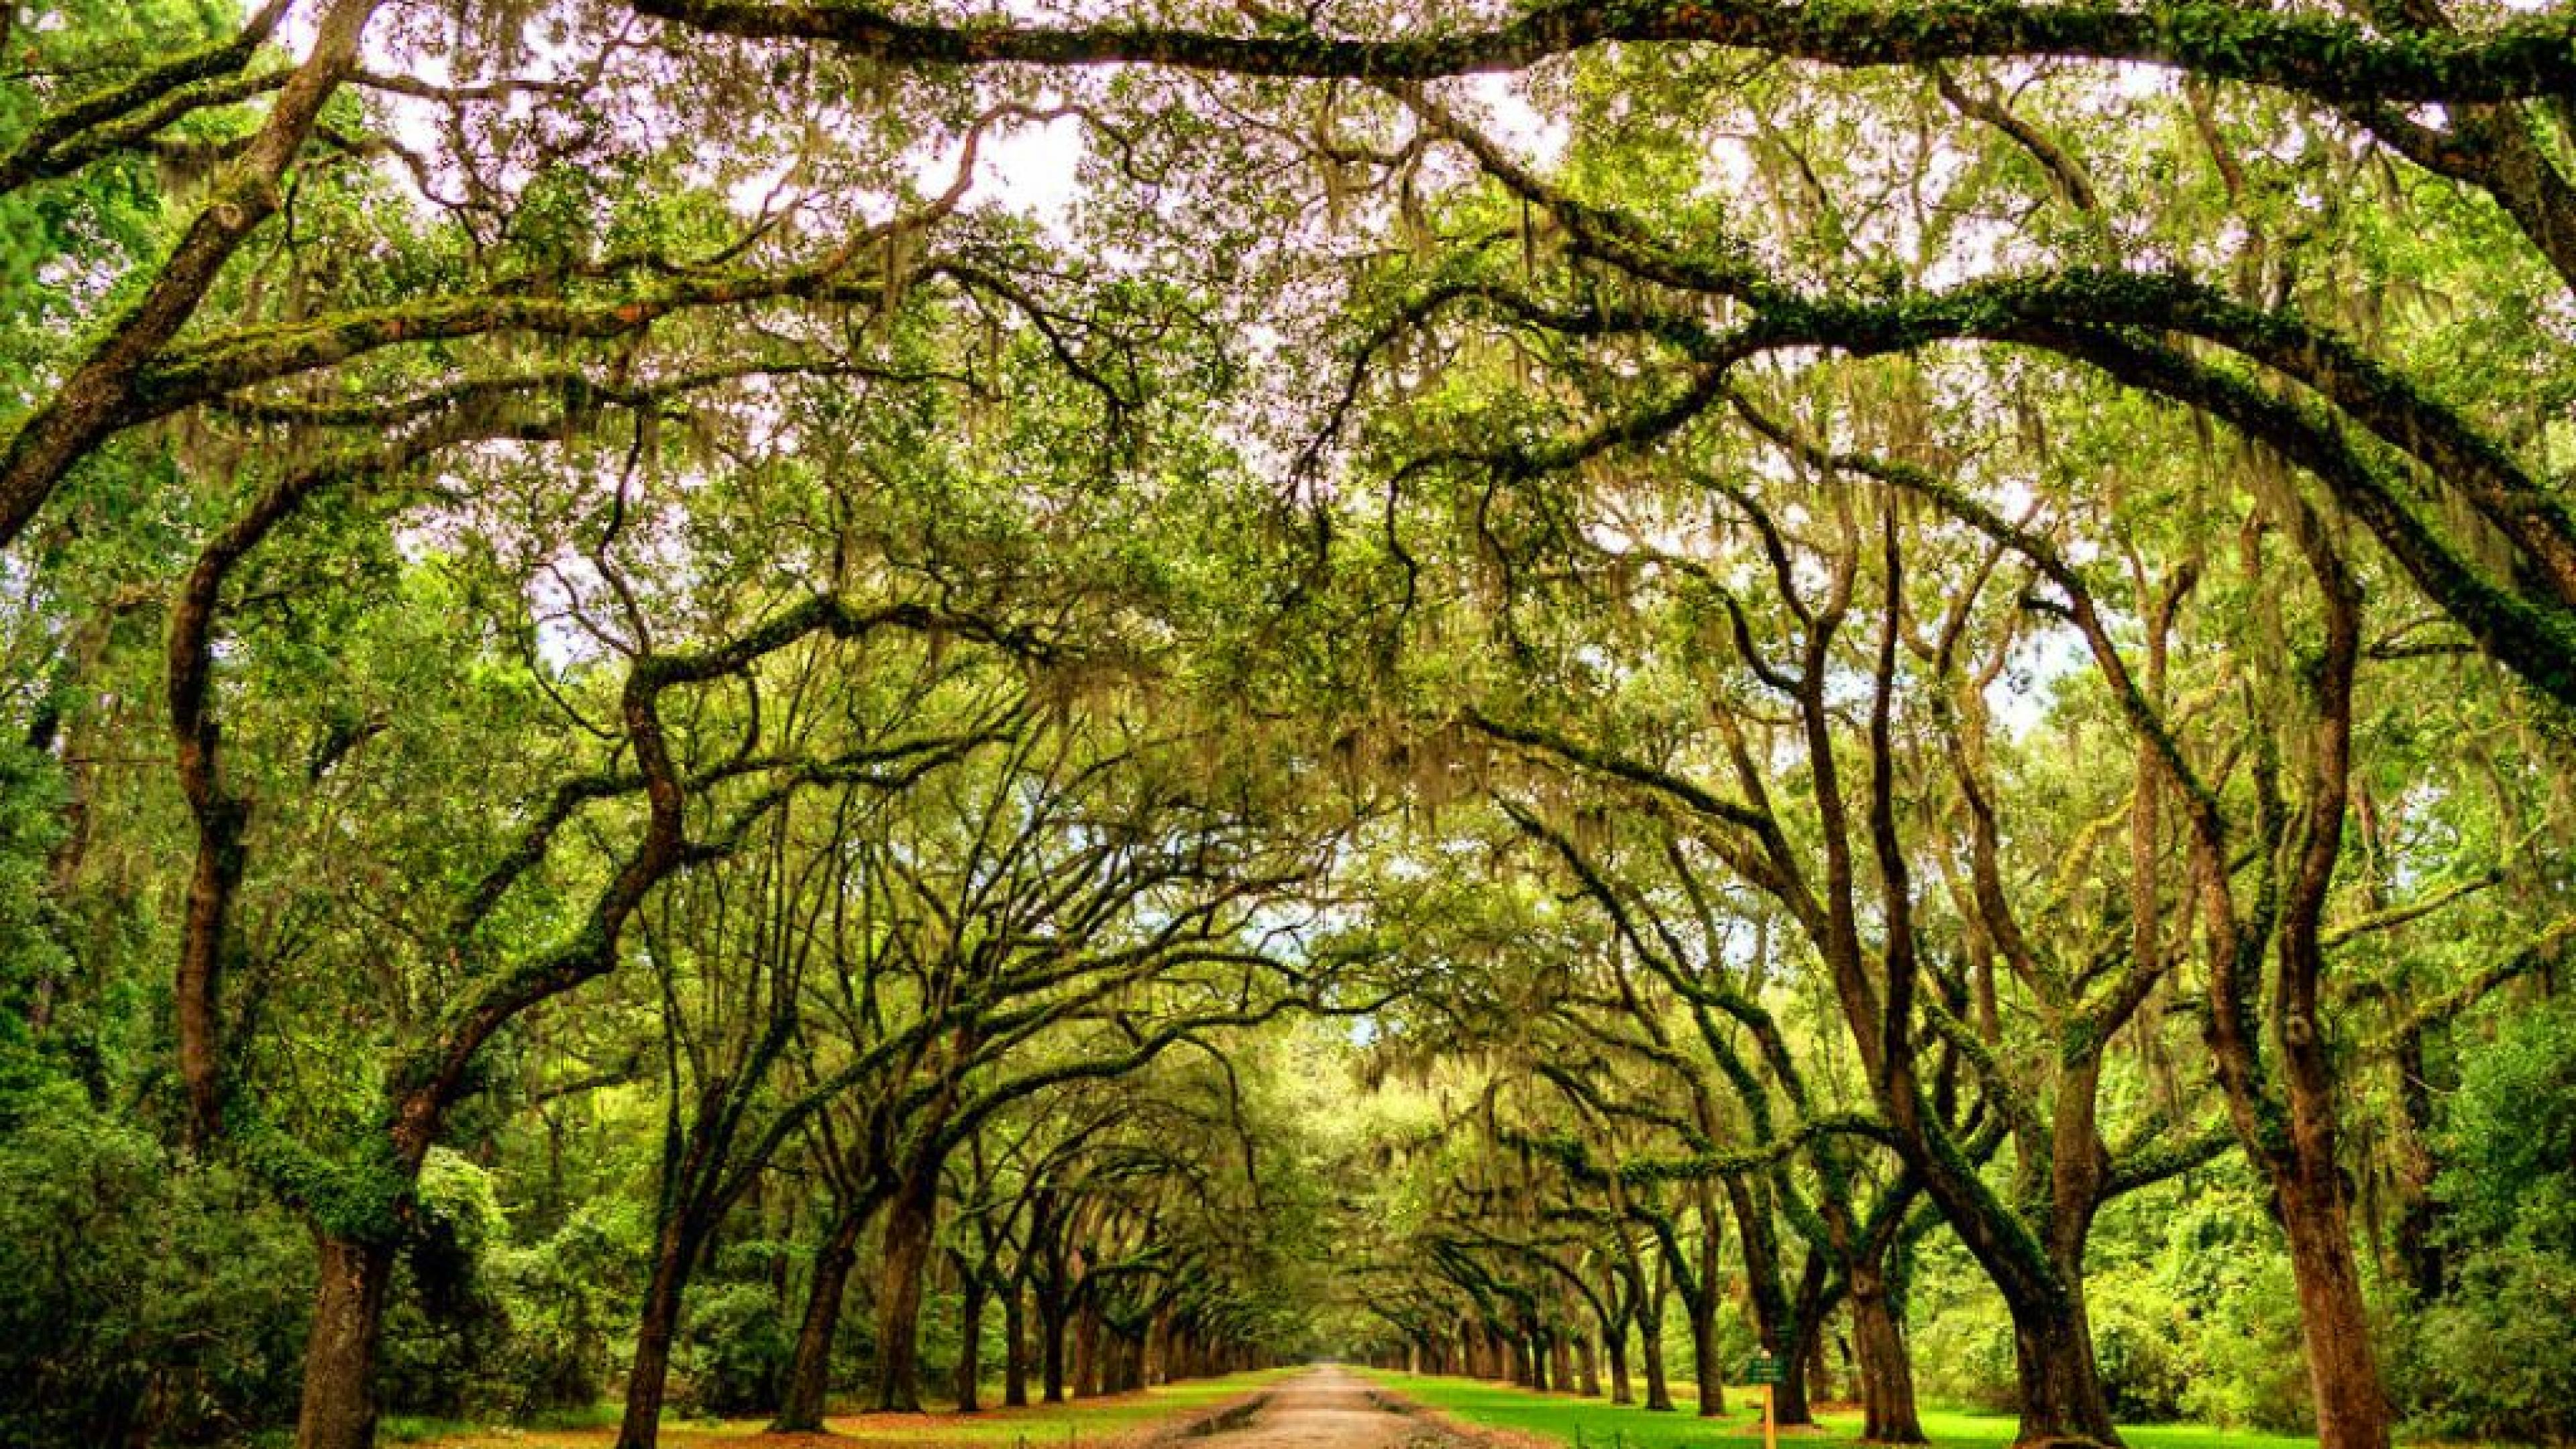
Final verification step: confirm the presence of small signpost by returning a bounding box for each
[1743,1353,1784,1449]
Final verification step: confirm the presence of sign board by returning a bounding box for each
[1743,1353,1785,1386]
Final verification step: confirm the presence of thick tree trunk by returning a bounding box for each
[2278,1163,2394,1449]
[1004,1279,1030,1407]
[874,1163,941,1411]
[1731,1181,1811,1426]
[1770,1256,1826,1427]
[1895,1103,2120,1447]
[1549,1328,1573,1395]
[772,1197,872,1433]
[1851,1267,1924,1445]
[2006,1290,2122,1449]
[1576,1332,1600,1397]
[292,1234,396,1449]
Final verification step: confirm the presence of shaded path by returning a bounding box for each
[1201,1368,1432,1449]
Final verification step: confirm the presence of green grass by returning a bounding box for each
[1353,1369,2326,1449]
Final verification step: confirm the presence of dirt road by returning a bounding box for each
[1187,1368,1446,1449]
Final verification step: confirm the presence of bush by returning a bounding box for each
[1909,1295,2018,1415]
[2174,1255,2313,1435]
[671,1281,793,1417]
[2085,1268,2190,1423]
[2407,1245,2576,1442]
[493,1199,644,1415]
[0,1077,313,1446]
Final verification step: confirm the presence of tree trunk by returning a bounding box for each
[1638,1289,1674,1411]
[1550,1328,1572,1395]
[616,1224,698,1449]
[2391,1025,2448,1301]
[1689,1286,1724,1417]
[1769,1255,1826,1427]
[1605,1316,1633,1405]
[2278,1163,2394,1449]
[2006,1290,2122,1449]
[1073,1298,1102,1399]
[874,1163,941,1411]
[1850,1265,1924,1445]
[619,1197,726,1449]
[1576,1332,1600,1397]
[1040,1289,1069,1403]
[955,1267,987,1413]
[1004,1279,1030,1407]
[772,1197,872,1433]
[292,1235,396,1449]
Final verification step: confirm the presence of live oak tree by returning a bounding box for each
[13,3,2576,1448]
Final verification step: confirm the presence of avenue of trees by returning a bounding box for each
[5,2,2576,1449]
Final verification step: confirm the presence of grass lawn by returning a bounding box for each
[1352,1370,2329,1449]
[391,1366,1301,1449]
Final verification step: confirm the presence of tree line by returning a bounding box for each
[7,3,2576,1449]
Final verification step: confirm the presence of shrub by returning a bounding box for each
[1909,1295,2018,1415]
[0,1077,312,1446]
[671,1280,793,1417]
[2085,1268,2189,1422]
[2174,1255,2313,1435]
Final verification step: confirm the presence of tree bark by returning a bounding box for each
[1004,1278,1030,1407]
[1772,1254,1827,1426]
[2391,1024,2449,1301]
[2006,1290,2122,1449]
[2279,1152,2394,1449]
[772,1195,874,1433]
[1850,1264,1924,1444]
[616,1222,698,1449]
[1638,1281,1674,1411]
[874,1160,942,1411]
[292,1234,396,1449]
[1604,1315,1633,1404]
[1039,1285,1069,1402]
[1073,1297,1102,1398]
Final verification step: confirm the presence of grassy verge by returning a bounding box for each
[398,1366,1301,1448]
[1352,1370,2328,1449]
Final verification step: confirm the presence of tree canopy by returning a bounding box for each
[6,4,2576,1449]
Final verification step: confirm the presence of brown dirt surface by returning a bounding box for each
[1203,1368,1503,1449]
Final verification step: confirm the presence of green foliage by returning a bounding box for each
[669,1281,794,1417]
[0,1077,311,1446]
[2440,1000,2576,1256]
[2405,1247,2576,1444]
[489,1201,648,1415]
[2398,998,2576,1442]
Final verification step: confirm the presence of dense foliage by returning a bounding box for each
[5,3,2576,1449]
